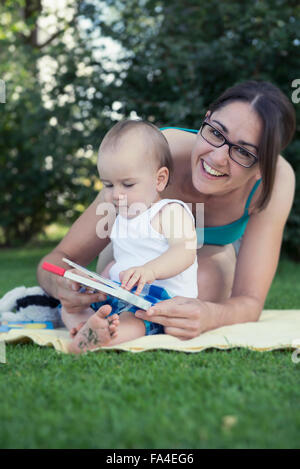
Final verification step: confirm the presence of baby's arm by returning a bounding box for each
[146,202,197,277]
[120,203,197,294]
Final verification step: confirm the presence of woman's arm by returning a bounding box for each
[135,158,296,338]
[37,190,115,313]
[229,158,295,314]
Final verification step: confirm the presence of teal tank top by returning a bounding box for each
[161,126,262,246]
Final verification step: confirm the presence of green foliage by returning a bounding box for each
[87,0,300,256]
[0,0,299,254]
[0,0,108,245]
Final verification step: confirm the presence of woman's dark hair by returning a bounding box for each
[209,80,296,210]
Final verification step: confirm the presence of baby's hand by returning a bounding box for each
[119,266,156,296]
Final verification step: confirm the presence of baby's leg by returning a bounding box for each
[100,260,115,279]
[106,310,146,346]
[61,305,95,334]
[68,306,146,354]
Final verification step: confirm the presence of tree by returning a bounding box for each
[84,0,300,257]
[1,0,299,257]
[0,0,111,245]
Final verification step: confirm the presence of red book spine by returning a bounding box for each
[42,262,66,277]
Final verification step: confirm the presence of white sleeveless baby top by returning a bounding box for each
[109,198,198,298]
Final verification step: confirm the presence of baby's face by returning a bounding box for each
[98,133,161,218]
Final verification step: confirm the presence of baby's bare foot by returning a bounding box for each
[68,305,119,354]
[70,321,86,338]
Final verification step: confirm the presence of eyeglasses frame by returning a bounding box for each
[199,119,258,168]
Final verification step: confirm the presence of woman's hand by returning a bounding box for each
[135,296,213,340]
[56,268,107,315]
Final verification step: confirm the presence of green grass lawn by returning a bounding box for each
[0,242,300,449]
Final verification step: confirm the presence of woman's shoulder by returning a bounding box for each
[161,127,197,161]
[271,155,295,208]
[255,155,295,220]
[249,155,295,213]
[276,155,295,182]
[161,127,198,143]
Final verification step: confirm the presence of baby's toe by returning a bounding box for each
[96,304,113,319]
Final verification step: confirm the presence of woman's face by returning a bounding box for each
[191,101,262,195]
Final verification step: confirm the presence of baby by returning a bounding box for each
[62,120,198,353]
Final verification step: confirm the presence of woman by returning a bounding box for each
[37,80,296,340]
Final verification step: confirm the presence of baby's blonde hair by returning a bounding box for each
[99,119,173,186]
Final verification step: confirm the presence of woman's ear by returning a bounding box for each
[255,167,262,181]
[156,167,169,192]
[253,161,262,181]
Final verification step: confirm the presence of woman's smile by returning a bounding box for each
[201,158,228,179]
[200,159,229,179]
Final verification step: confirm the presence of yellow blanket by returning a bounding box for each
[1,309,300,354]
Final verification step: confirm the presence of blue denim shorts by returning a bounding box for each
[90,284,171,336]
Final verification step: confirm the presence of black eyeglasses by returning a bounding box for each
[199,120,258,168]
